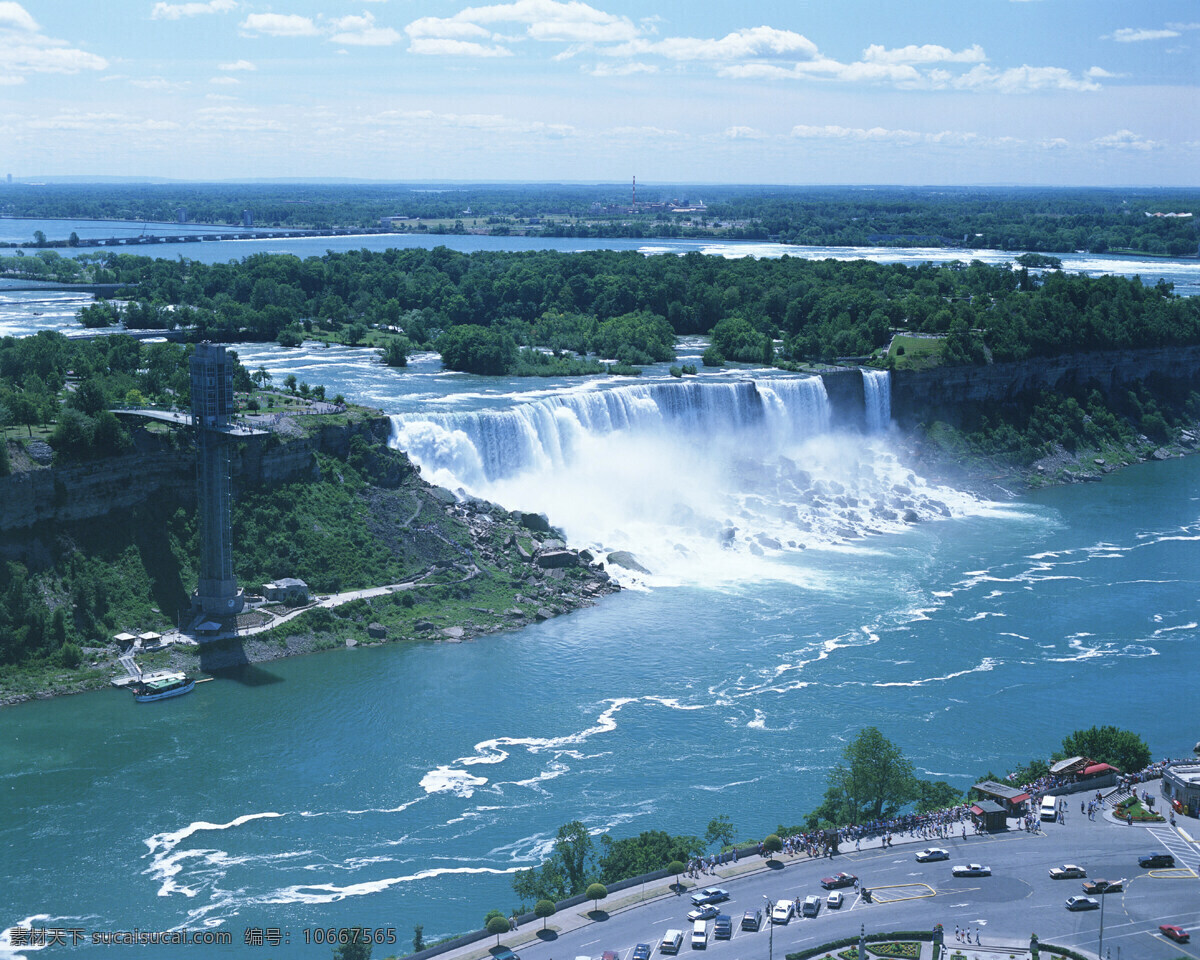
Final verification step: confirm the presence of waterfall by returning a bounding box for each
[390,378,832,487]
[862,370,891,433]
[388,374,972,584]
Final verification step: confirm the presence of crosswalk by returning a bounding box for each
[1146,825,1199,874]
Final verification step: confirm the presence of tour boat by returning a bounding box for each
[131,671,195,702]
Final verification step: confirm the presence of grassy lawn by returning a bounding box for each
[888,334,945,371]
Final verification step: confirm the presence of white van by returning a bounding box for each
[660,930,683,954]
[691,920,708,949]
[1040,795,1058,822]
[801,895,821,917]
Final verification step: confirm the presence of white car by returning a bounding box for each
[1050,864,1086,880]
[826,891,843,909]
[915,847,949,862]
[769,899,793,924]
[952,863,991,877]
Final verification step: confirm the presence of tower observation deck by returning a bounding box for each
[189,343,245,618]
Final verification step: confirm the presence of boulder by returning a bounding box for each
[541,538,566,552]
[441,626,464,639]
[367,622,387,639]
[535,550,578,569]
[429,486,458,504]
[414,620,436,632]
[515,540,532,560]
[606,550,651,574]
[578,549,594,563]
[520,512,552,533]
[535,607,553,621]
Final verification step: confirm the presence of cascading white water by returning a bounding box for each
[862,369,892,433]
[390,375,974,585]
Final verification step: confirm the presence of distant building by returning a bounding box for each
[5,173,10,185]
[242,209,253,228]
[176,207,187,223]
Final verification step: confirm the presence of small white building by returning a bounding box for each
[263,578,310,603]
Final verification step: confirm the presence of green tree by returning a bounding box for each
[761,833,782,861]
[705,815,735,850]
[553,820,596,895]
[1054,726,1151,774]
[486,915,510,945]
[534,899,556,930]
[814,727,918,825]
[412,924,424,952]
[915,779,962,814]
[380,337,411,367]
[585,882,608,914]
[284,374,297,394]
[667,860,685,892]
[332,929,372,960]
[701,345,724,367]
[598,830,702,885]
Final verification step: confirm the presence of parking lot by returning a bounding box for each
[464,808,1200,960]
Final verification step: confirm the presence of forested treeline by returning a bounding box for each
[66,246,1200,373]
[2,183,1196,254]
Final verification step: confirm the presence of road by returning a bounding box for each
[465,806,1199,960]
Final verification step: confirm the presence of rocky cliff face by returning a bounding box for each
[889,346,1200,426]
[0,416,392,534]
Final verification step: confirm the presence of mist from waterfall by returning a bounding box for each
[389,373,980,586]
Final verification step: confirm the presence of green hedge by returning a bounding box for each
[787,932,933,960]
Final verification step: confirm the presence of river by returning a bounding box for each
[1,335,1197,957]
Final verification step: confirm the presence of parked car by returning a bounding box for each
[1082,878,1124,894]
[1160,925,1190,943]
[1049,864,1086,879]
[602,951,619,960]
[826,891,843,909]
[660,930,684,955]
[1066,896,1100,912]
[713,916,732,940]
[1139,852,1175,868]
[690,887,730,906]
[687,905,721,923]
[820,872,857,889]
[632,944,652,960]
[800,895,821,918]
[492,949,521,960]
[915,848,949,862]
[691,920,708,950]
[740,909,762,931]
[952,864,991,877]
[769,899,793,924]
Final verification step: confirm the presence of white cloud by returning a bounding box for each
[0,2,38,32]
[405,17,493,40]
[1092,129,1161,151]
[218,59,256,71]
[615,26,818,62]
[587,60,656,76]
[406,0,638,48]
[1085,66,1119,79]
[1107,27,1180,43]
[328,12,402,46]
[723,125,769,140]
[0,5,108,78]
[792,124,924,143]
[367,108,574,137]
[862,43,986,64]
[28,111,181,132]
[951,64,1099,93]
[409,37,512,56]
[0,43,108,75]
[209,75,239,85]
[150,0,236,20]
[130,75,182,90]
[240,13,319,37]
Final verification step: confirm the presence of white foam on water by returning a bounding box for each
[868,657,1000,688]
[419,767,488,797]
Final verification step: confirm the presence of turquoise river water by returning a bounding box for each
[0,240,1198,957]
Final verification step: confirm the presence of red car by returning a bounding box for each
[820,872,857,890]
[1160,925,1190,944]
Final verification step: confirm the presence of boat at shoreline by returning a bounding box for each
[131,671,195,702]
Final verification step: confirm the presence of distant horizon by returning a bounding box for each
[2,1,1197,186]
[4,178,1200,191]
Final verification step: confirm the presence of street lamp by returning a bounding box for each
[1098,888,1106,959]
[762,896,773,960]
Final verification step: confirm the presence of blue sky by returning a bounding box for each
[2,0,1198,184]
